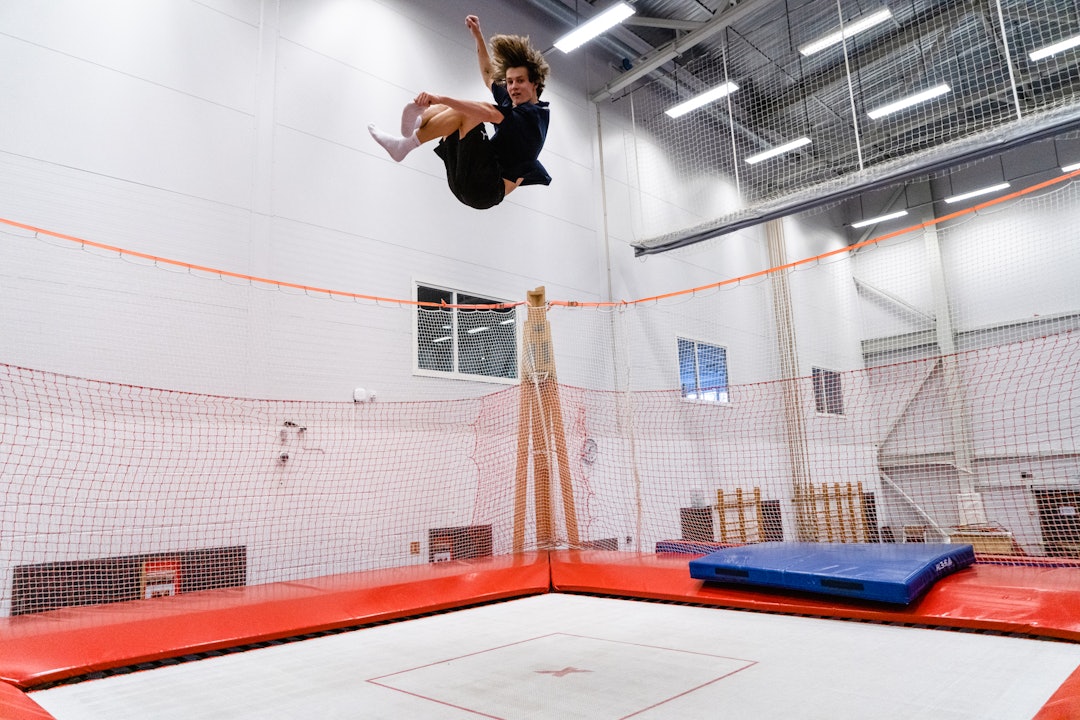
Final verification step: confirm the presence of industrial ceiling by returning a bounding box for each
[527,0,1080,253]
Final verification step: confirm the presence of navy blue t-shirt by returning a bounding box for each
[490,83,551,186]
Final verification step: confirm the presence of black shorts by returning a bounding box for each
[433,125,506,210]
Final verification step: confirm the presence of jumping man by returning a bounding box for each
[368,14,551,209]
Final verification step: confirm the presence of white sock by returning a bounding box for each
[368,124,420,162]
[400,103,424,136]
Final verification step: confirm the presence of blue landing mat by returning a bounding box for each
[688,542,975,605]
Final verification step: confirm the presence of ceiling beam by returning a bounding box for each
[633,110,1080,255]
[623,17,705,32]
[765,0,980,119]
[525,0,770,150]
[590,0,771,103]
[523,0,658,63]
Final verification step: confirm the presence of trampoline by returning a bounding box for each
[2,551,1079,719]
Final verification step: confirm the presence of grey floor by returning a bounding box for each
[30,594,1080,719]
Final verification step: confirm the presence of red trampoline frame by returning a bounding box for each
[2,551,1078,719]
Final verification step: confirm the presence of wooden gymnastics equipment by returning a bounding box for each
[513,287,579,551]
[715,487,764,544]
[803,481,870,543]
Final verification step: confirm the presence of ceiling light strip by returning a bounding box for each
[944,182,1010,204]
[867,83,951,120]
[554,1,635,53]
[665,81,739,118]
[850,210,909,229]
[745,137,812,164]
[798,8,894,56]
[1029,33,1080,61]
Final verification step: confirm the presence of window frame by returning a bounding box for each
[414,282,519,384]
[812,366,845,416]
[677,336,730,404]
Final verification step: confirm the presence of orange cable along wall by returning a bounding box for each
[0,217,521,310]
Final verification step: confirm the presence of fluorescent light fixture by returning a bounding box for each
[798,8,893,56]
[850,209,909,229]
[499,318,515,325]
[554,1,635,53]
[665,81,739,118]
[466,326,490,334]
[1029,33,1080,61]
[1062,162,1080,173]
[432,336,452,343]
[867,83,950,119]
[944,182,1010,204]
[745,137,812,164]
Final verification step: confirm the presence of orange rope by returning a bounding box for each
[2,168,1077,311]
[0,217,521,310]
[550,168,1080,308]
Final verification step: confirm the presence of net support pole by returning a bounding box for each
[513,287,579,551]
[512,376,532,553]
[767,220,816,541]
[548,381,580,547]
[923,215,985,527]
[530,382,555,546]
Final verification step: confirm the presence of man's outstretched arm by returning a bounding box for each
[466,15,495,89]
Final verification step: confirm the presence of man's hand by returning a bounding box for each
[466,14,494,88]
[465,15,482,38]
[413,91,441,107]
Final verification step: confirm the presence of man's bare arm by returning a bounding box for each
[414,91,502,125]
[466,15,495,89]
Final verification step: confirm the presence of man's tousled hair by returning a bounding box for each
[490,34,550,97]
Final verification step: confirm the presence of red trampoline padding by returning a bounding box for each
[0,682,55,720]
[550,550,1080,641]
[3,550,1079,718]
[0,553,549,690]
[1034,664,1080,720]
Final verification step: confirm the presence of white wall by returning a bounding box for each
[0,0,614,402]
[0,0,918,402]
[0,0,630,611]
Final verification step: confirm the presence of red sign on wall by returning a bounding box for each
[140,559,181,599]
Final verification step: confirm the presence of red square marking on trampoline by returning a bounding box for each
[368,632,757,719]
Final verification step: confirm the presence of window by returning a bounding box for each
[812,367,844,415]
[678,338,728,402]
[416,285,517,380]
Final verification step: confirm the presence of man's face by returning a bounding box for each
[505,67,538,106]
